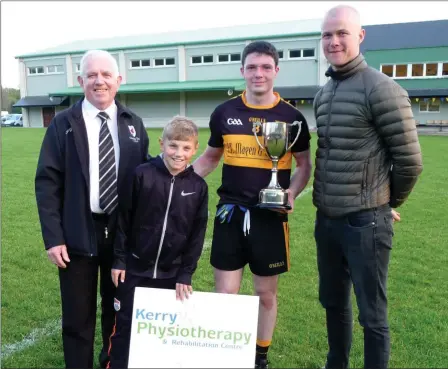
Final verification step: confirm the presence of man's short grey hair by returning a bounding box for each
[79,49,119,77]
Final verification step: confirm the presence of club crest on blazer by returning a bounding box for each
[128,125,136,137]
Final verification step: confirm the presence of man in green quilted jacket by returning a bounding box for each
[313,5,423,369]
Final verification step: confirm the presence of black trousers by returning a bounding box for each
[58,213,116,369]
[107,274,177,369]
[315,205,394,369]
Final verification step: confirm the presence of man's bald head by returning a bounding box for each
[323,5,362,30]
[320,4,365,69]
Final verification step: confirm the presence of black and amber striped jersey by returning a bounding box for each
[208,91,311,207]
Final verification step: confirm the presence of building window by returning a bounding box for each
[191,55,214,64]
[28,66,44,75]
[303,48,315,58]
[130,57,175,68]
[428,100,441,112]
[217,53,241,63]
[230,53,241,62]
[130,59,151,68]
[47,65,64,74]
[381,62,448,78]
[443,63,448,76]
[75,63,81,73]
[419,99,440,113]
[203,55,213,63]
[278,50,284,59]
[426,63,438,76]
[287,48,316,60]
[412,64,424,77]
[395,64,407,77]
[289,49,302,59]
[154,57,175,67]
[381,65,393,77]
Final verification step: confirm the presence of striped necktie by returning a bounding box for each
[98,111,118,214]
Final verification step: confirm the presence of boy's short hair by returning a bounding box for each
[162,115,199,143]
[241,41,279,67]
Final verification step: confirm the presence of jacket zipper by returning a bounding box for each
[153,176,175,278]
[322,81,339,205]
[362,161,368,205]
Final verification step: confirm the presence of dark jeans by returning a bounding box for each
[314,205,394,369]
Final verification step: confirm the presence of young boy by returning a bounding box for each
[107,116,209,369]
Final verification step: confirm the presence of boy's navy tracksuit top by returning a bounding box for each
[113,155,209,285]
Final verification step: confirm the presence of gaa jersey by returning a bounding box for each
[208,91,311,207]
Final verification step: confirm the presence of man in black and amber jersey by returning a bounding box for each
[193,41,312,368]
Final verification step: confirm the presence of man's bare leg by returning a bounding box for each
[253,274,279,367]
[213,268,244,293]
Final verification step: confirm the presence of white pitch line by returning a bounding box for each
[1,298,101,360]
[1,319,61,360]
[2,188,313,359]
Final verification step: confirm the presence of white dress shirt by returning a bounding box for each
[82,98,120,214]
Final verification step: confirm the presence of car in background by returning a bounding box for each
[2,114,23,127]
[1,114,11,123]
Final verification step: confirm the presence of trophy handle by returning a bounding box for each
[287,121,302,151]
[252,122,265,150]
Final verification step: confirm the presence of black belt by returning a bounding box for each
[91,212,108,222]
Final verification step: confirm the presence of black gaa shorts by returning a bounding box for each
[210,205,290,276]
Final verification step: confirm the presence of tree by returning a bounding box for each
[1,86,21,114]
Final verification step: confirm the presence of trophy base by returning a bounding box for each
[257,188,291,211]
[256,203,292,211]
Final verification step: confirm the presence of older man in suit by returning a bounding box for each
[35,49,150,369]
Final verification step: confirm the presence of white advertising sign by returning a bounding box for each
[128,287,260,368]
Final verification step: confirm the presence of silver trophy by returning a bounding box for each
[252,121,302,210]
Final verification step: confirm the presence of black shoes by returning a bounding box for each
[255,358,269,369]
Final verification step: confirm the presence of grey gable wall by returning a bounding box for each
[186,91,230,115]
[125,49,178,84]
[26,58,67,96]
[185,43,246,81]
[269,38,320,86]
[126,92,180,127]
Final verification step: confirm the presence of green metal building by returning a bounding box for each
[13,19,448,128]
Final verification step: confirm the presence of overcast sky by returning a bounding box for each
[2,1,447,89]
